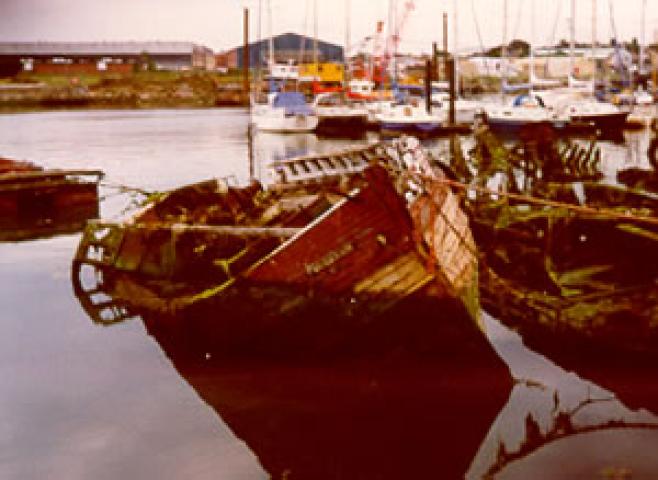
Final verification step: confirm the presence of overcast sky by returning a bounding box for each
[1,0,656,53]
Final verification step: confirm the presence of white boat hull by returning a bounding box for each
[252,111,319,133]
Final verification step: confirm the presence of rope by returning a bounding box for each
[99,182,152,197]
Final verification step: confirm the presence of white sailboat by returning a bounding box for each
[251,0,318,133]
[252,92,319,133]
[484,0,558,135]
[533,0,629,132]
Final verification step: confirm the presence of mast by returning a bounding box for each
[256,0,262,98]
[502,0,508,102]
[640,0,647,77]
[452,0,459,95]
[345,0,351,88]
[268,0,274,68]
[570,0,576,76]
[592,0,596,83]
[313,0,318,77]
[530,0,535,84]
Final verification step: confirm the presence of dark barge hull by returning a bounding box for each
[570,111,629,132]
[315,114,369,136]
[0,158,102,241]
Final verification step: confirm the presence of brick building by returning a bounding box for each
[0,41,215,76]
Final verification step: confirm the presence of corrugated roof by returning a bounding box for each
[0,41,206,56]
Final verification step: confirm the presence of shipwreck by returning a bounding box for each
[71,139,480,348]
[0,156,103,241]
[447,122,658,360]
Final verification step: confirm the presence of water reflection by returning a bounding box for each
[124,311,512,479]
[71,269,658,479]
[469,315,658,479]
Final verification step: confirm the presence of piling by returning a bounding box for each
[243,8,250,106]
[447,56,456,126]
[442,13,448,81]
[425,60,432,114]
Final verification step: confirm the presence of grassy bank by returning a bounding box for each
[0,70,250,111]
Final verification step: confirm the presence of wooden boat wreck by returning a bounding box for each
[448,124,658,359]
[72,139,479,345]
[0,156,103,241]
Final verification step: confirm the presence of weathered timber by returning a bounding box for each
[72,138,479,346]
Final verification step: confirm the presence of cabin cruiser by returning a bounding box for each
[533,89,629,132]
[483,97,559,136]
[251,92,319,133]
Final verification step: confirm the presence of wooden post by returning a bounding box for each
[447,56,456,125]
[243,8,250,105]
[443,12,448,81]
[425,59,432,114]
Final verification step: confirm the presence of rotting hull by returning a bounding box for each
[72,142,479,344]
[0,157,102,241]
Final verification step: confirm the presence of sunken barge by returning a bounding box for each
[0,156,103,241]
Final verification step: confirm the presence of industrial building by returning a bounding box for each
[219,33,344,69]
[0,42,215,76]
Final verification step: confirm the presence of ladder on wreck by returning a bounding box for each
[269,144,392,185]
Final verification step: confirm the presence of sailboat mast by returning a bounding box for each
[345,0,351,86]
[453,0,459,94]
[530,0,536,84]
[268,0,275,91]
[313,0,319,74]
[592,0,597,83]
[502,0,508,101]
[640,0,647,76]
[570,0,576,76]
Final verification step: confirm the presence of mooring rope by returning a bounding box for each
[99,181,152,197]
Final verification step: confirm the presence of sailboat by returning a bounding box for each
[308,0,369,135]
[483,0,560,136]
[252,91,319,133]
[533,0,629,132]
[250,0,319,133]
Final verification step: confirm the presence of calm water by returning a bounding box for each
[1,108,658,479]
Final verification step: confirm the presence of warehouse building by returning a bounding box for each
[0,41,215,76]
[221,33,344,69]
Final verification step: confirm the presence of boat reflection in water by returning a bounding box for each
[71,271,658,479]
[72,262,512,479]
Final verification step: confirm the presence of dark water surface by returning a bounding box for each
[1,108,658,479]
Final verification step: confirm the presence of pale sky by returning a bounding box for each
[1,0,656,54]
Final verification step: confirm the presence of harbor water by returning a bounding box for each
[2,108,658,479]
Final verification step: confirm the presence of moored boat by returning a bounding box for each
[311,92,369,135]
[251,92,319,133]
